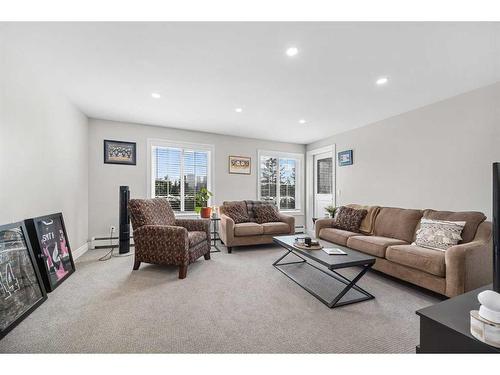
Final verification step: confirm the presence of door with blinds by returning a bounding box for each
[313,151,334,218]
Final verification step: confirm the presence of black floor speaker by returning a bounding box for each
[119,185,131,255]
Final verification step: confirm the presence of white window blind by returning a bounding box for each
[151,142,211,212]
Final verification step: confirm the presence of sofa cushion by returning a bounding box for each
[347,235,407,258]
[222,201,250,224]
[244,200,277,222]
[188,231,207,247]
[255,205,281,224]
[414,218,466,251]
[346,204,380,235]
[386,244,446,277]
[261,222,290,235]
[318,228,360,246]
[333,206,367,232]
[374,207,423,243]
[234,222,264,237]
[423,209,486,244]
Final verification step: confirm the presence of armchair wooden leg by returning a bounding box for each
[133,259,141,270]
[204,253,211,260]
[227,247,232,254]
[179,265,188,279]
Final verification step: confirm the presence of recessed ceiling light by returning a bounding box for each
[235,108,243,113]
[151,92,161,99]
[286,47,299,57]
[299,119,307,124]
[376,77,389,86]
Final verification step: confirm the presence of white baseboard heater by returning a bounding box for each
[91,236,135,250]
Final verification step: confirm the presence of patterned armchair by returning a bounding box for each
[128,198,211,279]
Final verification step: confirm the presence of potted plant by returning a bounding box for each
[325,205,337,218]
[195,188,213,218]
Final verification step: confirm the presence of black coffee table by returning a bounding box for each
[273,235,376,308]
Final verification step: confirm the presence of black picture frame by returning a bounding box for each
[24,213,75,293]
[338,149,353,166]
[0,221,47,339]
[104,139,136,165]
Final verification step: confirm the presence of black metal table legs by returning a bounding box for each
[273,249,375,308]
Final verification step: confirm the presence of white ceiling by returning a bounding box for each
[2,22,500,144]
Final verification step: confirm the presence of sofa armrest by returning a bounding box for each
[219,214,235,246]
[176,218,211,243]
[445,221,493,297]
[315,218,335,239]
[133,225,189,265]
[279,213,295,234]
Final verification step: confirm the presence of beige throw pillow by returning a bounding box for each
[413,218,466,251]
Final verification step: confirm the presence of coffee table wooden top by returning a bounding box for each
[273,235,376,270]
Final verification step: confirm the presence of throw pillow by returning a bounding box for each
[223,203,250,224]
[413,218,466,251]
[254,204,281,224]
[333,206,368,233]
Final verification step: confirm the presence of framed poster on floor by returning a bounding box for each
[25,213,75,292]
[0,222,47,339]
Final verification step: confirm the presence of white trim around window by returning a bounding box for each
[257,149,304,215]
[147,138,215,214]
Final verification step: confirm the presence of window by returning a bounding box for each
[149,140,213,212]
[258,150,303,211]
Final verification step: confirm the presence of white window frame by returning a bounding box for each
[147,138,215,214]
[257,149,304,214]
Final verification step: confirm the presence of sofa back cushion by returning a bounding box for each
[422,209,486,243]
[346,204,380,234]
[129,198,176,229]
[221,201,249,223]
[374,207,423,243]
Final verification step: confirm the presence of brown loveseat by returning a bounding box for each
[219,200,295,253]
[315,206,493,297]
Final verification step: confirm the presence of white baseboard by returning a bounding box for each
[73,242,89,260]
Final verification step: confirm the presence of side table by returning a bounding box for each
[210,217,222,253]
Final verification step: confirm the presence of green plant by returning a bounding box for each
[325,205,337,218]
[195,187,213,208]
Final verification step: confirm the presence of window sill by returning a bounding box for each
[279,210,304,216]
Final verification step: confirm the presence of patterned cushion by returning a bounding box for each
[254,204,281,224]
[333,206,367,233]
[413,218,466,251]
[129,198,176,228]
[223,203,250,224]
[188,231,207,247]
[245,200,277,222]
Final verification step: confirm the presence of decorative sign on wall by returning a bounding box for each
[25,213,75,292]
[104,139,136,165]
[229,155,251,175]
[0,222,47,339]
[338,149,353,166]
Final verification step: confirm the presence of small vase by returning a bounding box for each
[200,207,212,218]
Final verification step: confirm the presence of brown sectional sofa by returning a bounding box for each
[219,200,295,253]
[315,206,493,297]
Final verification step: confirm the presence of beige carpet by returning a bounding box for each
[0,244,440,353]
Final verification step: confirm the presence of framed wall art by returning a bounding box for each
[229,155,251,175]
[338,149,353,166]
[104,139,136,165]
[24,213,75,292]
[0,221,47,339]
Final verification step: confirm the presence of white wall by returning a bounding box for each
[0,42,89,250]
[88,119,305,237]
[307,82,500,219]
